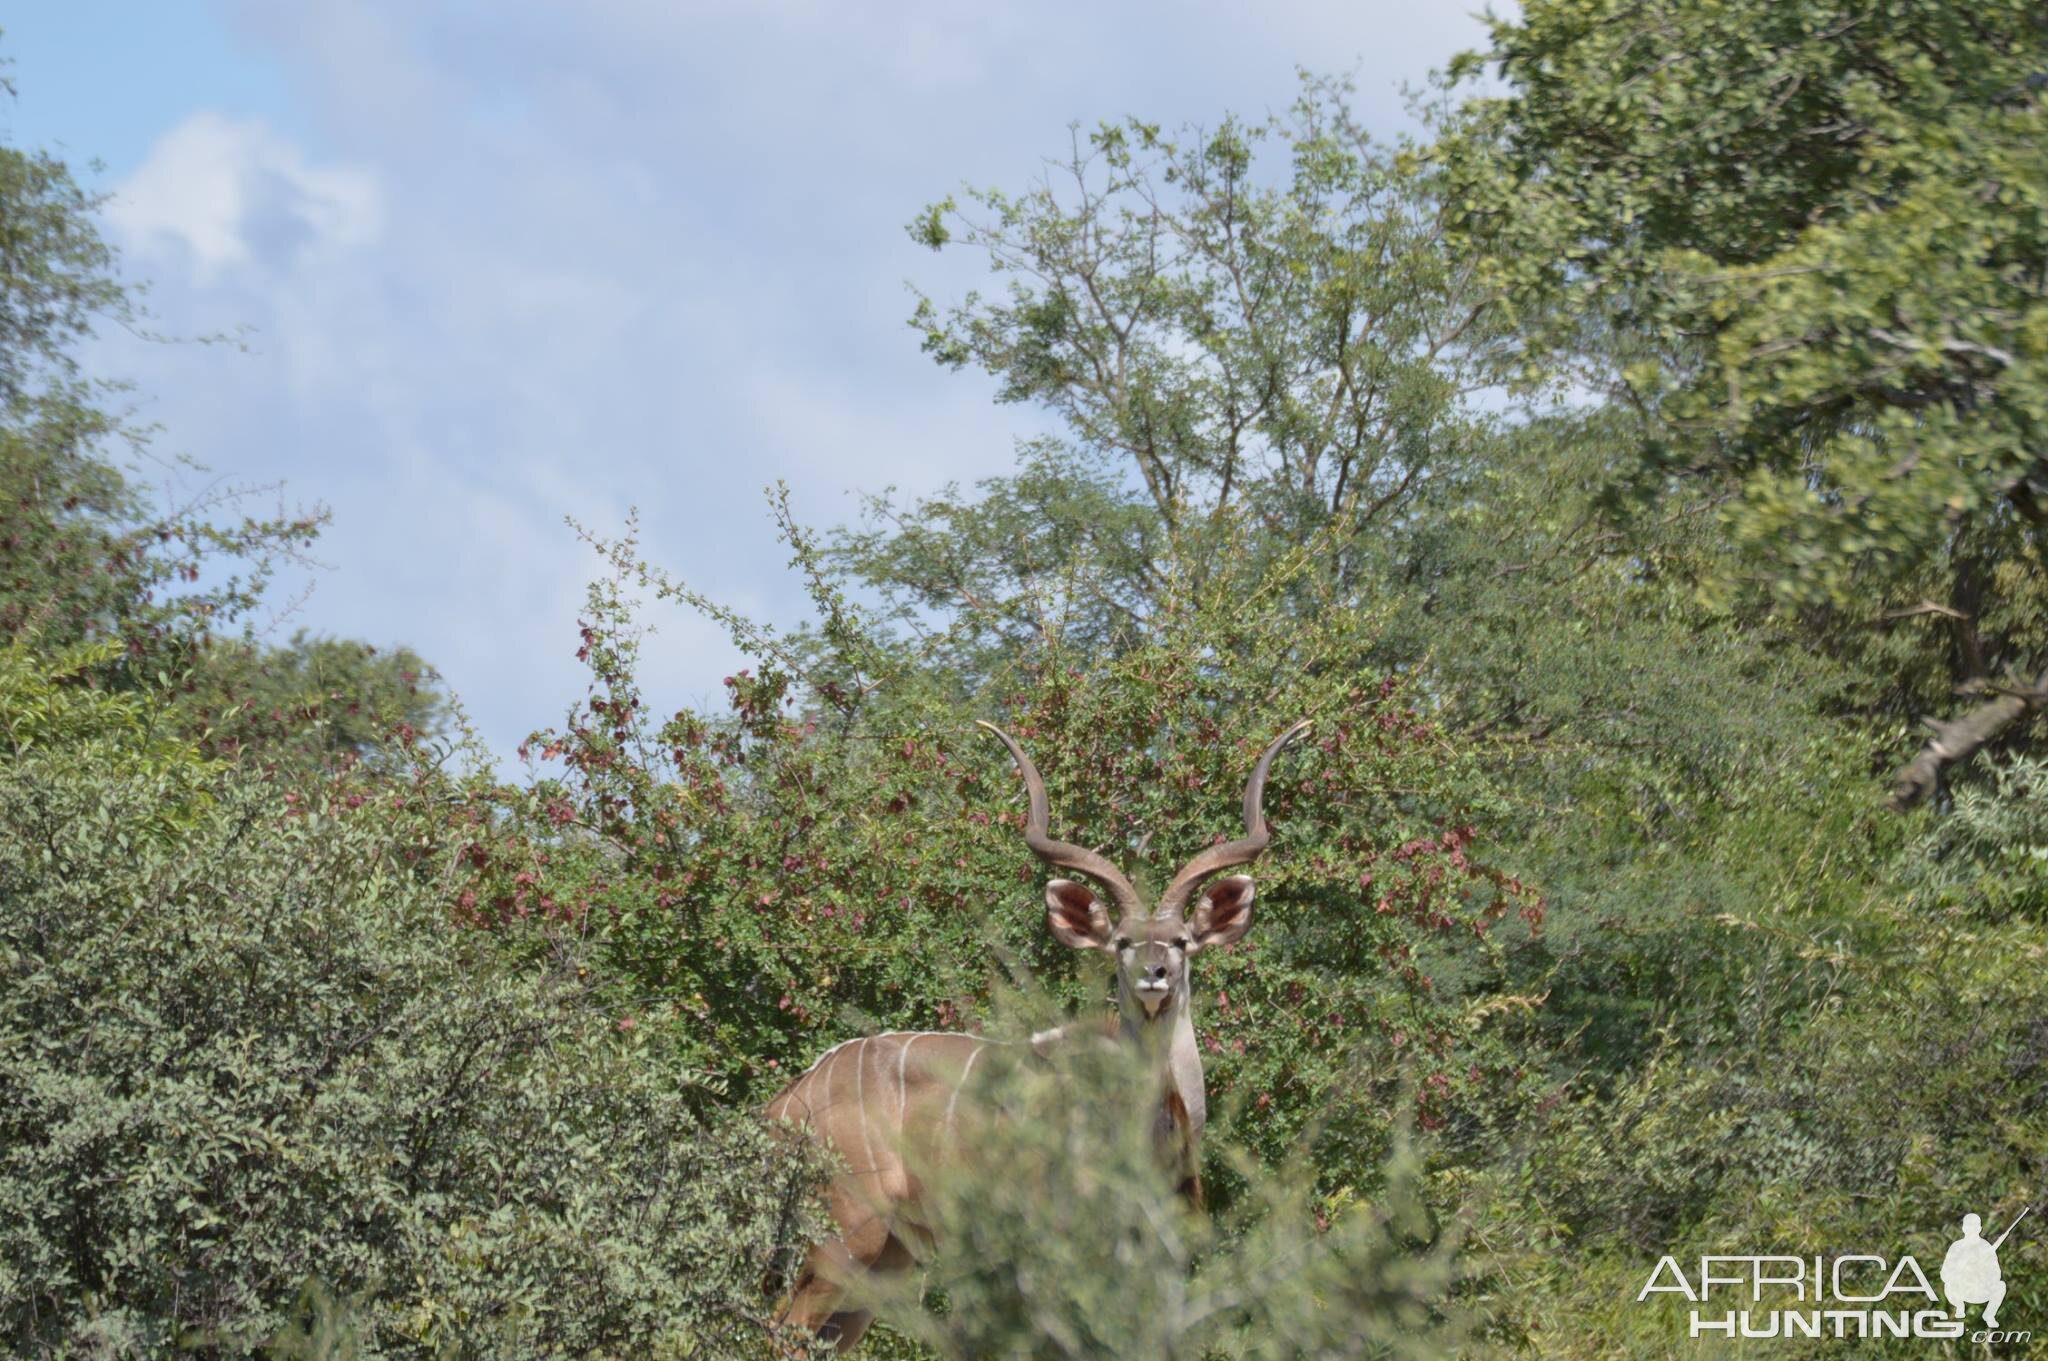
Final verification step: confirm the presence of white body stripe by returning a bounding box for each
[854,1037,875,1168]
[778,1029,1012,1156]
[824,1041,851,1131]
[791,1030,968,1081]
[897,1033,916,1130]
[943,1043,984,1150]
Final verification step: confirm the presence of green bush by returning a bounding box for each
[851,995,1462,1361]
[0,663,825,1359]
[494,509,1548,1208]
[1909,754,2048,923]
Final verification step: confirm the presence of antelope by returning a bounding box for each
[762,719,1310,1352]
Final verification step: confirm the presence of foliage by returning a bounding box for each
[0,632,220,838]
[1396,405,1903,1070]
[859,999,1463,1360]
[0,105,127,404]
[191,631,446,771]
[500,507,1546,1200]
[1434,0,2048,812]
[1471,882,2048,1357]
[9,15,2048,1359]
[1908,752,2048,922]
[857,77,1504,670]
[1445,0,2048,605]
[0,656,827,1359]
[0,115,444,772]
[0,132,292,646]
[847,31,2048,1356]
[863,57,1904,1101]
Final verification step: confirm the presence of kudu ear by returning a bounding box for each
[1186,874,1254,951]
[1045,879,1113,951]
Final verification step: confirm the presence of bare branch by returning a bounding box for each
[1889,668,2048,810]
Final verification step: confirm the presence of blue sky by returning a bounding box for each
[5,1,1500,763]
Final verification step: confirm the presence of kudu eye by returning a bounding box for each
[1114,936,1131,951]
[1172,936,1189,950]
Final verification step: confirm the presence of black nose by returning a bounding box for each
[1146,963,1169,981]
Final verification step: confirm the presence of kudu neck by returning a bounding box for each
[1118,974,1207,1138]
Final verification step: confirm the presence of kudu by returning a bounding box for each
[763,719,1310,1352]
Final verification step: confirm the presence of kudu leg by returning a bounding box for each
[775,1225,914,1355]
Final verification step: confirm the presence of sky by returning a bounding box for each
[4,1,1501,765]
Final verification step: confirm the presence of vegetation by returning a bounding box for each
[1440,0,2048,808]
[0,642,826,1357]
[858,1007,1463,1361]
[2,6,2045,1355]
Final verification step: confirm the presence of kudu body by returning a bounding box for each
[763,720,1309,1352]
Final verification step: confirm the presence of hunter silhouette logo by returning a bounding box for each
[1638,1202,2034,1344]
[1943,1208,2028,1329]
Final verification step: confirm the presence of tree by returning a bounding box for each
[190,632,446,770]
[859,70,1889,1091]
[0,80,445,769]
[1439,0,2048,805]
[846,78,1504,672]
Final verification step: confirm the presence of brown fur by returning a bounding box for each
[1157,1087,1203,1211]
[763,1032,986,1353]
[765,1026,1211,1351]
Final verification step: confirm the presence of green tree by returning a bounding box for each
[851,78,1504,673]
[192,632,446,770]
[830,58,2002,1355]
[0,73,445,770]
[861,71,1886,1095]
[1440,0,2048,805]
[0,92,304,657]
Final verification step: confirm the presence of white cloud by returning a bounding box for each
[106,112,381,280]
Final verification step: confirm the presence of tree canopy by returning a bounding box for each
[1442,0,2048,804]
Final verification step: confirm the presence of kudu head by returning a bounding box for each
[977,719,1311,1023]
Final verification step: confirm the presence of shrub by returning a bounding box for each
[0,660,825,1359]
[488,507,1548,1209]
[1909,753,2048,923]
[852,995,1464,1360]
